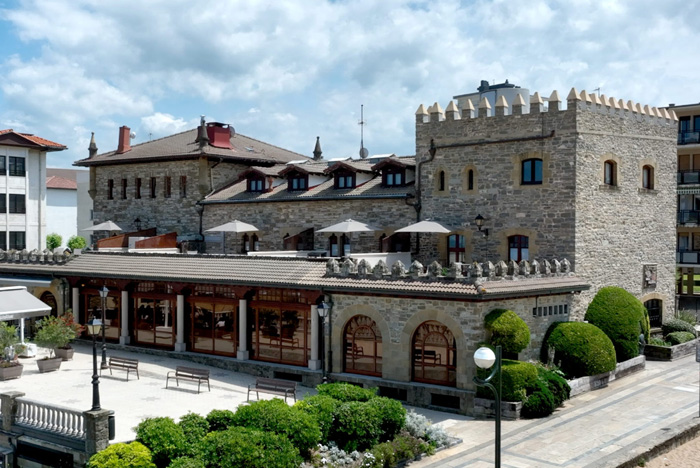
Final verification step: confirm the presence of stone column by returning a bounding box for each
[84,409,114,456]
[0,391,25,432]
[237,299,249,360]
[175,294,186,352]
[120,290,130,345]
[308,305,321,370]
[72,287,80,322]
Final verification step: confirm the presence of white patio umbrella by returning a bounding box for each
[205,220,259,254]
[317,219,379,233]
[395,220,452,233]
[81,220,123,232]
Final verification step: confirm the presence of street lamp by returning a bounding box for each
[99,285,109,369]
[317,301,331,383]
[86,317,104,411]
[473,345,502,468]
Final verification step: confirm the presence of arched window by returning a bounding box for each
[467,169,474,191]
[447,234,465,264]
[508,235,529,262]
[604,160,617,186]
[344,315,382,376]
[521,158,543,185]
[412,320,456,386]
[40,291,58,317]
[642,165,654,189]
[439,171,446,191]
[644,299,662,328]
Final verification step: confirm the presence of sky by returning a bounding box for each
[0,0,699,168]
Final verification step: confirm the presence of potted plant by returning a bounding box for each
[52,311,83,361]
[0,322,23,380]
[34,315,80,372]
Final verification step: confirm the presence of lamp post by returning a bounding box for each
[473,345,502,468]
[99,285,109,369]
[86,317,103,411]
[317,301,331,383]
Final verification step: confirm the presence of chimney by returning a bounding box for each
[313,136,322,160]
[116,126,131,154]
[195,115,209,150]
[206,122,233,149]
[88,132,98,158]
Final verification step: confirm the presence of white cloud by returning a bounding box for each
[140,113,190,139]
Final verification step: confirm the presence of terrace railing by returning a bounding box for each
[15,398,85,440]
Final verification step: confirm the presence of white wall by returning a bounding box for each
[46,188,77,247]
[76,170,93,245]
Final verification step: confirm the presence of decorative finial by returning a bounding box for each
[88,132,98,158]
[313,136,322,161]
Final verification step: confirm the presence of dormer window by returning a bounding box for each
[248,176,264,192]
[288,173,308,191]
[335,171,355,189]
[383,167,405,187]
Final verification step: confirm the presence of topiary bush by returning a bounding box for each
[316,382,377,402]
[662,318,697,337]
[231,398,320,458]
[521,382,557,419]
[205,409,236,432]
[87,441,156,468]
[135,417,187,468]
[484,308,530,355]
[536,365,570,407]
[543,321,617,378]
[584,286,649,361]
[666,331,696,346]
[198,427,300,468]
[46,233,62,250]
[294,394,340,443]
[178,412,209,451]
[476,359,539,402]
[167,458,206,468]
[366,397,406,442]
[330,401,381,452]
[67,235,87,250]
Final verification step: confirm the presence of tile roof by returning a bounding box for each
[46,175,77,190]
[0,252,589,300]
[0,129,66,151]
[46,168,86,182]
[74,128,307,167]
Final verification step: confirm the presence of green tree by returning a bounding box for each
[46,233,62,250]
[67,235,87,250]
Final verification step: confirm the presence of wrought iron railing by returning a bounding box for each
[677,251,700,264]
[14,398,85,439]
[679,131,700,145]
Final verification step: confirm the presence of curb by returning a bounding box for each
[616,416,700,468]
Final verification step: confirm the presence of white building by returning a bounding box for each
[0,129,66,251]
[46,168,89,248]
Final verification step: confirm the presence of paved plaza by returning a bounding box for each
[3,343,699,467]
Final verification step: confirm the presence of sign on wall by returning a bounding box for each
[643,264,657,289]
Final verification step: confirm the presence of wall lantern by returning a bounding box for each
[134,218,142,230]
[474,214,489,237]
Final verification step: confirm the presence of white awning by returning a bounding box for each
[0,276,53,287]
[0,286,51,320]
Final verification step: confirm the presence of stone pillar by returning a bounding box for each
[308,305,320,370]
[72,287,80,322]
[120,290,130,345]
[84,409,114,456]
[237,299,249,360]
[0,392,25,432]
[175,294,186,352]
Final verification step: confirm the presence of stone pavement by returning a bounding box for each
[3,343,699,467]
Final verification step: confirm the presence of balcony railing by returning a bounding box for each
[679,131,700,145]
[678,210,700,224]
[677,251,700,264]
[678,170,700,185]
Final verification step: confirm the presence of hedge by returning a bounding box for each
[167,458,206,468]
[366,397,406,442]
[205,409,236,432]
[178,413,209,452]
[584,286,648,361]
[543,322,616,378]
[198,427,300,468]
[330,401,381,451]
[484,308,530,355]
[521,382,557,419]
[294,394,340,443]
[316,382,377,402]
[666,331,696,346]
[662,319,697,337]
[476,359,539,402]
[135,417,188,468]
[87,442,155,468]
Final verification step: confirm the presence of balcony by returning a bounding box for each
[677,250,700,265]
[678,210,700,225]
[678,131,700,145]
[678,170,700,185]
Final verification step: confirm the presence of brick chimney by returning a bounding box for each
[116,126,131,154]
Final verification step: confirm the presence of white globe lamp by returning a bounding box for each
[474,346,496,369]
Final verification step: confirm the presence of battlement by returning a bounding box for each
[416,88,678,127]
[0,248,73,264]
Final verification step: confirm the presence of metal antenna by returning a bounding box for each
[593,87,601,97]
[358,104,368,159]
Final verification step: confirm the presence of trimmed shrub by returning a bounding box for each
[167,458,206,468]
[67,235,87,250]
[543,322,616,379]
[476,359,539,402]
[537,365,570,407]
[135,417,187,468]
[521,382,557,419]
[666,331,696,346]
[178,412,209,449]
[294,394,339,443]
[316,382,377,402]
[484,308,530,355]
[205,409,235,432]
[330,401,381,452]
[584,286,648,361]
[46,233,62,250]
[198,427,300,468]
[231,398,320,458]
[662,318,697,337]
[367,397,406,441]
[87,441,155,468]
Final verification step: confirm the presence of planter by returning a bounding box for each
[0,363,23,381]
[37,357,62,373]
[644,338,699,361]
[54,347,74,361]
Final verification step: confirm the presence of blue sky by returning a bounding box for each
[1,0,699,168]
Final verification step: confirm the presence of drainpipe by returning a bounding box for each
[405,138,437,254]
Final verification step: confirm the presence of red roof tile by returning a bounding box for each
[0,129,66,149]
[46,175,77,190]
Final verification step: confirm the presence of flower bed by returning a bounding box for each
[644,338,699,361]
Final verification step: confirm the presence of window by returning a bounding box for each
[134,297,175,347]
[9,232,25,250]
[164,176,172,198]
[8,157,25,177]
[642,165,654,189]
[107,179,114,200]
[521,158,543,185]
[0,156,5,175]
[438,171,446,191]
[447,234,466,264]
[679,116,690,133]
[383,167,405,187]
[189,298,237,356]
[508,235,529,262]
[335,171,355,189]
[250,305,310,365]
[248,177,264,192]
[150,177,157,198]
[467,169,474,191]
[283,228,314,251]
[241,233,260,253]
[329,234,350,256]
[90,209,94,220]
[604,160,617,186]
[135,178,142,199]
[0,194,5,213]
[121,179,127,199]
[288,174,307,191]
[9,194,25,214]
[180,176,187,198]
[644,299,662,328]
[412,320,456,386]
[344,315,382,376]
[0,232,5,250]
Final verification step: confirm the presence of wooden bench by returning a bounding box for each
[102,356,139,381]
[247,377,297,402]
[166,366,210,394]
